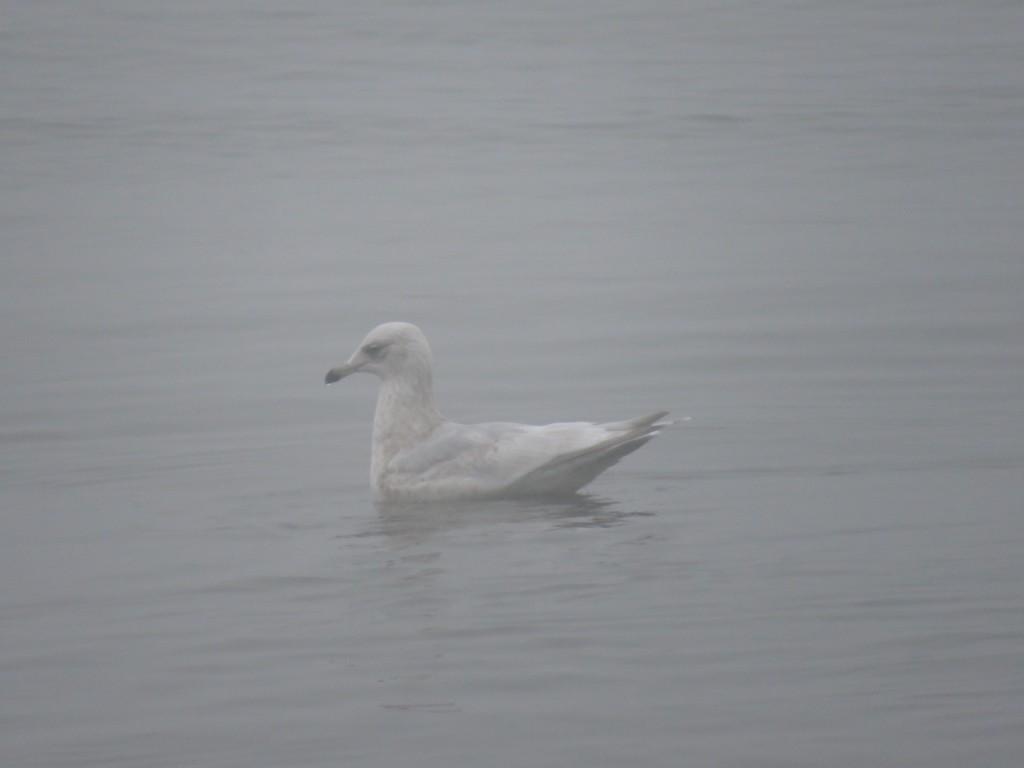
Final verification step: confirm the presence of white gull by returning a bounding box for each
[325,322,674,502]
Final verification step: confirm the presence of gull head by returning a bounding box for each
[325,322,433,384]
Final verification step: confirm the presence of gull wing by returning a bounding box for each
[385,411,671,499]
[503,411,671,496]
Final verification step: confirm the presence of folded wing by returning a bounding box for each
[386,411,671,499]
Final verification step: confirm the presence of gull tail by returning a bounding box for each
[506,411,680,497]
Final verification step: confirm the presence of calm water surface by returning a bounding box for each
[2,2,1022,766]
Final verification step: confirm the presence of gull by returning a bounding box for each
[325,322,674,502]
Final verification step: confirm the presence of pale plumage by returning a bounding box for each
[325,322,673,501]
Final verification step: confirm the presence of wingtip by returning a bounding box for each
[656,415,689,427]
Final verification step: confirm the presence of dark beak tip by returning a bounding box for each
[325,370,341,385]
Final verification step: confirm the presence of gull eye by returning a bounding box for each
[363,342,386,359]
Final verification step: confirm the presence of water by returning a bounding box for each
[2,1,1022,766]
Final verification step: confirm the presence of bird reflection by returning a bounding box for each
[365,494,651,545]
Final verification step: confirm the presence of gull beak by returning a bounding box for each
[325,361,360,384]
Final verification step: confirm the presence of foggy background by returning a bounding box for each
[2,2,1022,766]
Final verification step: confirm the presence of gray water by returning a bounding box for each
[2,2,1022,766]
